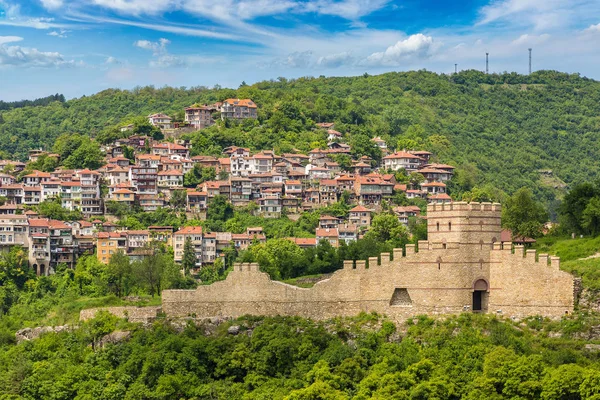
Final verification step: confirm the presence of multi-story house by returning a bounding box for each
[348,205,372,228]
[148,226,174,248]
[191,155,220,170]
[284,180,302,197]
[420,181,447,194]
[230,177,252,206]
[382,151,423,172]
[0,173,16,186]
[316,228,339,247]
[0,184,24,204]
[258,196,282,218]
[157,170,183,191]
[41,180,61,201]
[105,166,130,186]
[152,143,189,158]
[281,196,300,214]
[125,230,150,254]
[220,99,257,120]
[107,156,131,168]
[77,169,102,216]
[112,189,135,205]
[130,166,158,195]
[319,215,339,229]
[186,190,208,212]
[173,226,204,266]
[230,156,250,177]
[319,179,338,204]
[23,171,51,187]
[354,176,383,205]
[371,136,387,149]
[23,186,41,206]
[307,166,330,180]
[97,232,127,264]
[138,195,165,212]
[0,214,28,251]
[250,153,273,174]
[49,219,75,270]
[327,129,342,141]
[338,224,359,244]
[29,219,50,275]
[148,113,172,130]
[410,150,432,164]
[61,181,82,211]
[185,104,216,129]
[136,154,161,169]
[418,167,453,183]
[393,206,421,226]
[202,232,217,264]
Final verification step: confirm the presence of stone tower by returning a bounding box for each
[426,202,502,251]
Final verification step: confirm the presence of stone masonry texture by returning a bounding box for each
[157,202,574,322]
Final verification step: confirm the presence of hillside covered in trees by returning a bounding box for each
[1,70,599,208]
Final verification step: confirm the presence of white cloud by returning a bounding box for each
[317,51,354,67]
[0,36,22,45]
[134,37,186,67]
[40,0,64,10]
[0,43,78,68]
[477,0,600,31]
[511,33,550,46]
[150,54,186,68]
[89,0,389,20]
[0,2,70,29]
[304,0,390,20]
[272,50,314,68]
[91,0,176,15]
[105,56,121,64]
[134,38,170,55]
[584,23,600,33]
[47,29,70,38]
[363,34,437,66]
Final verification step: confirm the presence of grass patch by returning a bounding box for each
[282,274,330,288]
[562,258,600,291]
[534,235,600,262]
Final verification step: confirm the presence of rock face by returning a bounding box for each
[15,326,70,343]
[97,331,132,348]
[227,325,240,335]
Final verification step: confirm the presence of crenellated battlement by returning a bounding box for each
[163,202,574,322]
[232,262,261,272]
[490,243,561,270]
[428,201,502,213]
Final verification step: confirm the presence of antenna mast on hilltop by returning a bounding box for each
[455,64,458,74]
[485,53,489,74]
[529,48,532,75]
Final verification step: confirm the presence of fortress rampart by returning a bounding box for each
[162,202,574,322]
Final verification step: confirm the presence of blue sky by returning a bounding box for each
[1,0,600,101]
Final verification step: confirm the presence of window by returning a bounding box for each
[448,222,452,231]
[436,222,440,231]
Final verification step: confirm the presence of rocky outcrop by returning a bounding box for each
[16,326,70,343]
[97,330,131,348]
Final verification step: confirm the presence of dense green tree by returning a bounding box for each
[502,188,547,238]
[365,213,410,246]
[106,250,133,297]
[181,236,196,276]
[206,195,234,222]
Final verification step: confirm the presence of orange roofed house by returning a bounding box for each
[220,99,257,120]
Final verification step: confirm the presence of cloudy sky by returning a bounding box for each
[1,0,600,100]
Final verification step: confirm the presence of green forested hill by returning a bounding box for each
[2,70,600,204]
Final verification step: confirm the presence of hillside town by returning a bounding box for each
[0,99,458,276]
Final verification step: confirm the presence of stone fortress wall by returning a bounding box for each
[162,202,575,322]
